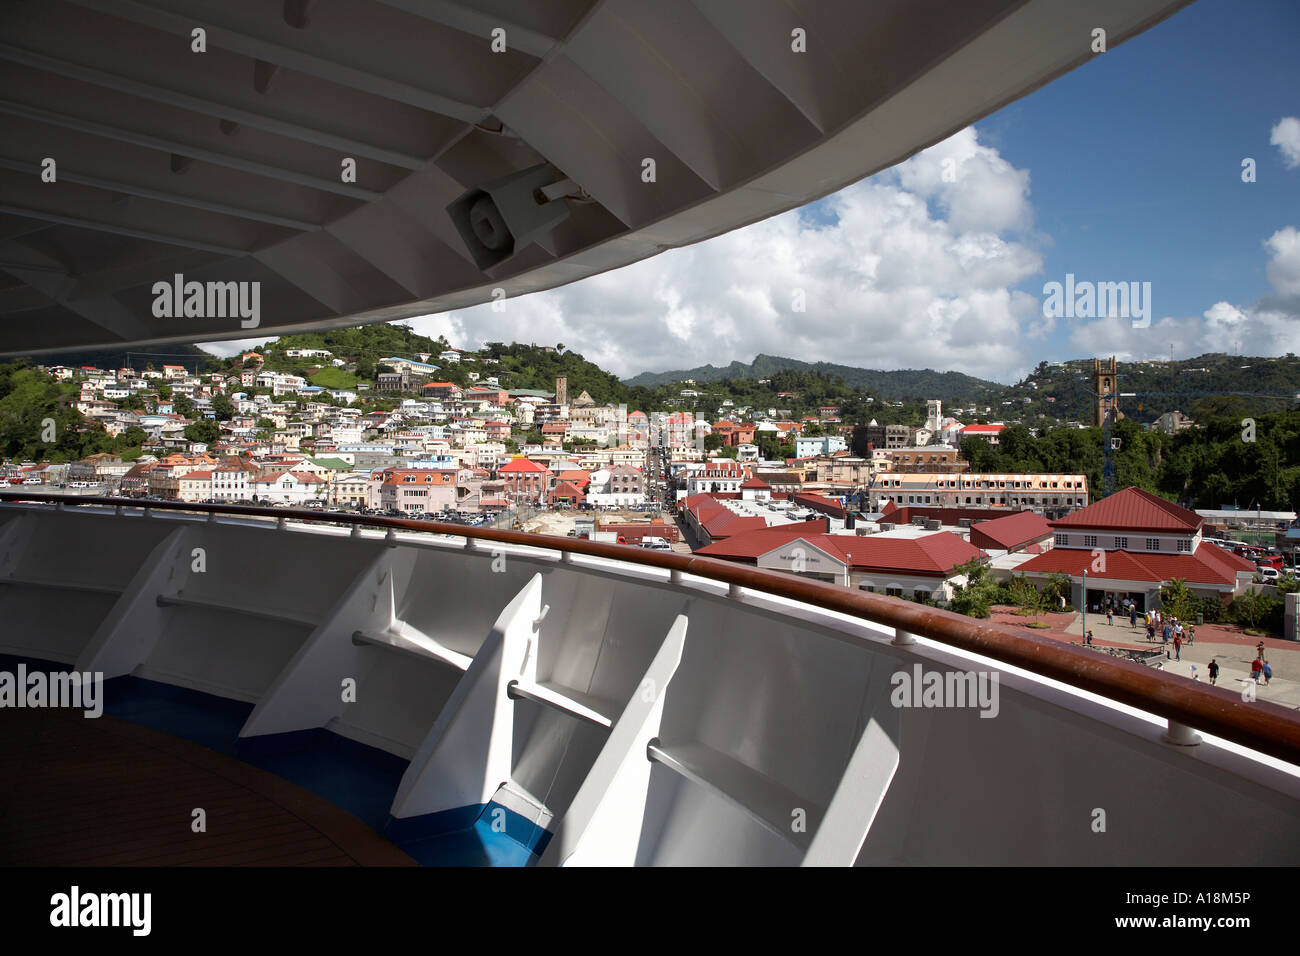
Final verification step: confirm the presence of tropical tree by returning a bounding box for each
[211,393,235,421]
[1008,574,1050,618]
[1230,588,1275,630]
[1159,577,1196,622]
[184,419,220,445]
[949,557,996,619]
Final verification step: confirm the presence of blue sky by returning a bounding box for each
[975,0,1300,359]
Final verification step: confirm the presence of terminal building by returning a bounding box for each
[870,472,1089,517]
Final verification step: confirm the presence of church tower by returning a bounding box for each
[925,400,942,433]
[555,375,568,406]
[1092,357,1122,428]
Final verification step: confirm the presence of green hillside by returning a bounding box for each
[625,353,1001,403]
[1002,354,1300,425]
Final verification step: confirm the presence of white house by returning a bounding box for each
[251,470,328,504]
[795,435,847,459]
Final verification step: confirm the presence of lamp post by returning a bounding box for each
[844,554,851,589]
[1082,567,1087,641]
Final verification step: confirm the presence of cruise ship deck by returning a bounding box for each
[5,0,1294,872]
[2,495,1298,866]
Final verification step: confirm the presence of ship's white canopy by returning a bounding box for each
[0,0,1189,355]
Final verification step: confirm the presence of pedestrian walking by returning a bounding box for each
[1187,625,1195,645]
[1262,661,1273,685]
[1257,640,1266,660]
[1107,608,1113,626]
[1251,657,1263,683]
[1162,622,1172,644]
[1173,634,1182,661]
[1085,629,1094,646]
[1208,659,1219,685]
[1146,622,1155,642]
[1130,606,1137,627]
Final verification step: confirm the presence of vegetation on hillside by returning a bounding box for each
[0,362,142,461]
[959,409,1300,510]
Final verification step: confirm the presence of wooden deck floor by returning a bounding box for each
[0,707,416,866]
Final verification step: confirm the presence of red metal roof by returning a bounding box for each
[1016,542,1253,586]
[695,520,831,560]
[1049,487,1202,534]
[549,480,587,499]
[740,477,771,489]
[970,511,1052,550]
[555,470,591,487]
[499,457,550,474]
[780,531,982,575]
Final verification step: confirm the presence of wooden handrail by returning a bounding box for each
[5,491,1300,766]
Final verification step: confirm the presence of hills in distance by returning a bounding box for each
[624,352,1300,422]
[622,353,1000,398]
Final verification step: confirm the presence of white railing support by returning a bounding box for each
[1163,719,1202,748]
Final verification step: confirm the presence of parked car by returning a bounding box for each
[1257,566,1280,582]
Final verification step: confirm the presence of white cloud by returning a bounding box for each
[1264,226,1300,298]
[1271,117,1300,170]
[1066,226,1300,359]
[406,127,1044,383]
[197,336,275,357]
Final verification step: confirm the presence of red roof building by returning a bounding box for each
[555,469,591,490]
[498,456,552,503]
[740,476,772,500]
[1015,487,1256,605]
[1048,486,1201,535]
[751,531,984,600]
[679,493,769,545]
[695,520,832,562]
[548,480,587,507]
[960,424,1006,443]
[970,511,1053,553]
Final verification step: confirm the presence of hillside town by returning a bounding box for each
[5,345,1298,626]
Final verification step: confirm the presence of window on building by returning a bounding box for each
[1055,533,1068,546]
[1177,539,1191,552]
[1146,538,1160,551]
[1083,535,1097,548]
[1115,536,1128,550]
[886,587,903,597]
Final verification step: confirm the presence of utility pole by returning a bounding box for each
[1081,567,1087,641]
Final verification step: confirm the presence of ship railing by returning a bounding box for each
[3,491,1299,767]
